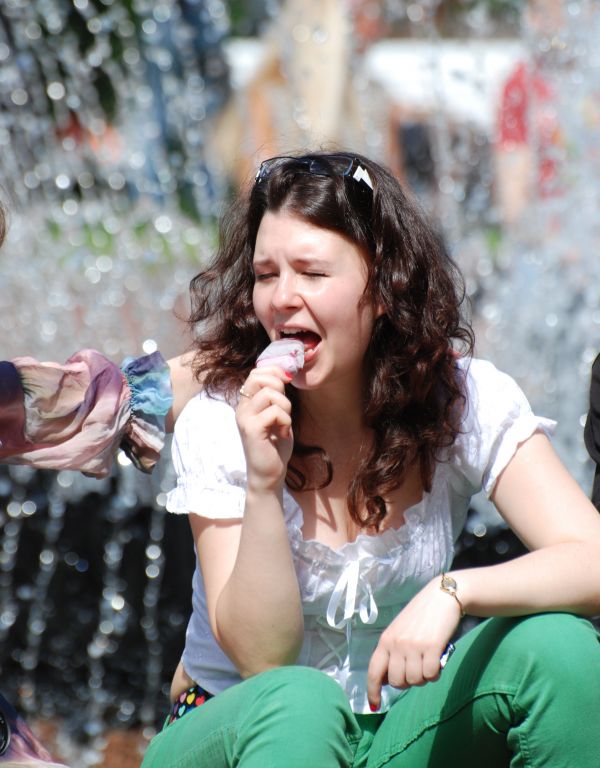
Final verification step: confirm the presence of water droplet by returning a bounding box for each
[47,82,66,101]
[111,595,125,611]
[65,552,79,567]
[124,47,140,66]
[495,540,509,556]
[25,22,42,40]
[146,545,161,561]
[96,255,113,273]
[7,501,21,518]
[55,174,71,190]
[87,17,103,34]
[154,215,172,234]
[21,500,37,516]
[62,199,79,216]
[142,19,158,36]
[40,549,55,566]
[85,266,102,284]
[145,564,160,579]
[11,89,28,106]
[57,471,74,488]
[407,4,425,23]
[108,172,126,190]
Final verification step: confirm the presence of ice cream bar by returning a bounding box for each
[256,339,305,375]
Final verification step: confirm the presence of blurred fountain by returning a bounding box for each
[371,0,599,492]
[473,0,600,491]
[1,0,599,764]
[0,1,229,764]
[0,0,230,361]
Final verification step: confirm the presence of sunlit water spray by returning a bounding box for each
[1,1,599,764]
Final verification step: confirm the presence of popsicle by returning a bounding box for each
[256,338,305,375]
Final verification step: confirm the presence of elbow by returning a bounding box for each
[215,616,304,680]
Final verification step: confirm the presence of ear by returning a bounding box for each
[374,300,386,319]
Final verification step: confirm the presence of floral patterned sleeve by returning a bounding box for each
[0,348,172,477]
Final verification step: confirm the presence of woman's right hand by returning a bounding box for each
[235,365,293,492]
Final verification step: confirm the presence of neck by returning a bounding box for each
[295,381,367,448]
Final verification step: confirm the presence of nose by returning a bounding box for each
[270,273,302,311]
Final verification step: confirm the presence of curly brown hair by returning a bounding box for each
[189,152,473,529]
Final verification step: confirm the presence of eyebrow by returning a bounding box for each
[252,256,332,269]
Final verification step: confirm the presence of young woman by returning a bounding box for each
[145,152,600,767]
[3,153,600,766]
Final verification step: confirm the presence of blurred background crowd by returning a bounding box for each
[1,1,600,765]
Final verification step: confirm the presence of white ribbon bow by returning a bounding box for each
[326,559,379,630]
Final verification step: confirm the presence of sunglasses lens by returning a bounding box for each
[255,155,371,191]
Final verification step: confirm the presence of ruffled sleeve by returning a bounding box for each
[0,349,172,477]
[166,392,247,519]
[449,358,556,498]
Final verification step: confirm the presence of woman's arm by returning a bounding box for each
[455,432,600,616]
[191,365,304,678]
[367,432,600,709]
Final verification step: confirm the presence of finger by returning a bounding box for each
[247,367,292,390]
[237,378,291,407]
[403,653,426,688]
[252,405,292,437]
[423,650,442,683]
[385,650,409,690]
[367,645,389,712]
[252,362,295,380]
[238,375,291,405]
[250,388,292,416]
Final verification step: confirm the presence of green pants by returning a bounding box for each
[141,613,600,767]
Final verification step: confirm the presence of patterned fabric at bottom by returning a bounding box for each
[166,684,214,726]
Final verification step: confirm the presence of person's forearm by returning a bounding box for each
[215,487,304,678]
[453,543,600,618]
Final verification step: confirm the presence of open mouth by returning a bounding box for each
[279,329,321,361]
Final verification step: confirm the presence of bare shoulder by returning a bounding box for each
[166,351,205,431]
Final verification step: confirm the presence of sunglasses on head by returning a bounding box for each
[254,154,374,191]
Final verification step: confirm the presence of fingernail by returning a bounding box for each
[284,371,293,380]
[369,703,379,713]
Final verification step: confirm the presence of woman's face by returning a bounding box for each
[252,211,379,393]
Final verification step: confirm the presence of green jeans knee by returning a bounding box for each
[141,665,362,768]
[366,613,600,767]
[141,614,600,768]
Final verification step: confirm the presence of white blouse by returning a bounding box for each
[166,357,555,714]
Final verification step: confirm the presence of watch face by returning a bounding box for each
[442,575,457,591]
[0,709,9,756]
